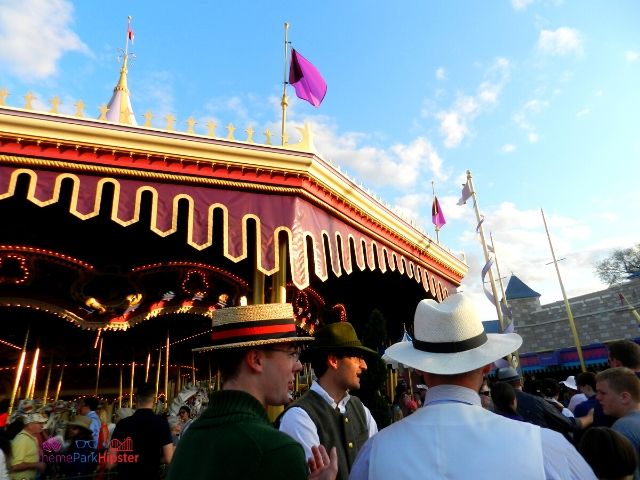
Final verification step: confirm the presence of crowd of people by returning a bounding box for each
[1,294,639,479]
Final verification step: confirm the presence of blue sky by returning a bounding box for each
[1,0,639,320]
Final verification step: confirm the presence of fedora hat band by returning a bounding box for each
[412,330,487,354]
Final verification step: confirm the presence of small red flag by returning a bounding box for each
[128,22,135,43]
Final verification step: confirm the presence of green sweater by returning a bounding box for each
[167,390,309,480]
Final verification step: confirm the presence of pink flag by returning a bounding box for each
[289,49,327,107]
[457,180,472,205]
[432,196,446,230]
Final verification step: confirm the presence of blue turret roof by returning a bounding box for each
[505,275,541,300]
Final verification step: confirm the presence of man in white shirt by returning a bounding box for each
[349,293,596,480]
[279,322,378,480]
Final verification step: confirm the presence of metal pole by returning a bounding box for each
[541,208,586,372]
[280,22,290,146]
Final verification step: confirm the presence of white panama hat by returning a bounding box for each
[384,293,522,375]
[560,375,577,390]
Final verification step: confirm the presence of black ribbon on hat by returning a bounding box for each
[412,331,487,353]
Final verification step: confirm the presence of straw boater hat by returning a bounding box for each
[384,293,522,375]
[193,303,313,352]
[301,322,377,362]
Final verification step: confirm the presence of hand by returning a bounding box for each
[308,445,338,480]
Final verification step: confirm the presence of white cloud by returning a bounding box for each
[455,202,616,320]
[528,132,539,143]
[0,0,90,80]
[625,50,639,62]
[576,108,590,117]
[436,58,510,148]
[511,0,534,10]
[436,67,446,80]
[501,144,516,153]
[537,27,583,56]
[513,98,548,144]
[306,118,448,189]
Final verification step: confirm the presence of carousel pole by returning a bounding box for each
[54,364,64,402]
[129,360,135,406]
[8,328,29,415]
[42,358,53,403]
[208,359,212,389]
[118,366,123,409]
[280,22,290,146]
[95,337,103,396]
[191,353,196,386]
[145,352,151,382]
[164,332,170,407]
[155,347,161,406]
[26,345,40,400]
[541,208,586,372]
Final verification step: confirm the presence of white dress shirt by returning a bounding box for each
[350,385,596,480]
[279,381,378,460]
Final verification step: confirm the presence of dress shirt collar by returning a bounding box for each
[310,381,351,413]
[424,384,481,407]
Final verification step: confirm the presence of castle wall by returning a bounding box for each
[511,279,640,353]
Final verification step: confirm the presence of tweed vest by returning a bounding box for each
[290,390,369,480]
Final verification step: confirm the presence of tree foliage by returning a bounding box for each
[595,243,640,286]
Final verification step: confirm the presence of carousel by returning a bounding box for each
[0,31,467,413]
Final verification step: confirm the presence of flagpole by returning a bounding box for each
[490,232,521,368]
[42,358,53,403]
[490,232,509,311]
[466,171,505,331]
[541,208,586,372]
[620,293,640,324]
[125,16,132,58]
[432,181,440,244]
[280,22,290,146]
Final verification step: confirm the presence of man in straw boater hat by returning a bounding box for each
[167,303,338,480]
[278,322,378,480]
[349,293,596,480]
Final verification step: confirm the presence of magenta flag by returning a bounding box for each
[432,196,446,229]
[289,49,327,107]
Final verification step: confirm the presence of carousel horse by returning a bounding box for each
[168,385,209,418]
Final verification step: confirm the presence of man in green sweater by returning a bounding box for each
[168,303,337,480]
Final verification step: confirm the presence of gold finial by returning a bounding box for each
[226,123,235,140]
[24,92,36,109]
[186,117,196,134]
[98,104,109,120]
[264,129,272,145]
[74,100,85,117]
[0,88,8,105]
[121,107,133,124]
[206,121,217,137]
[245,126,254,143]
[165,114,175,131]
[50,97,61,114]
[144,111,153,127]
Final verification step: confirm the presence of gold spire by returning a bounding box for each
[104,16,137,125]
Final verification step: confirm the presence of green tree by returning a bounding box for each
[595,243,640,286]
